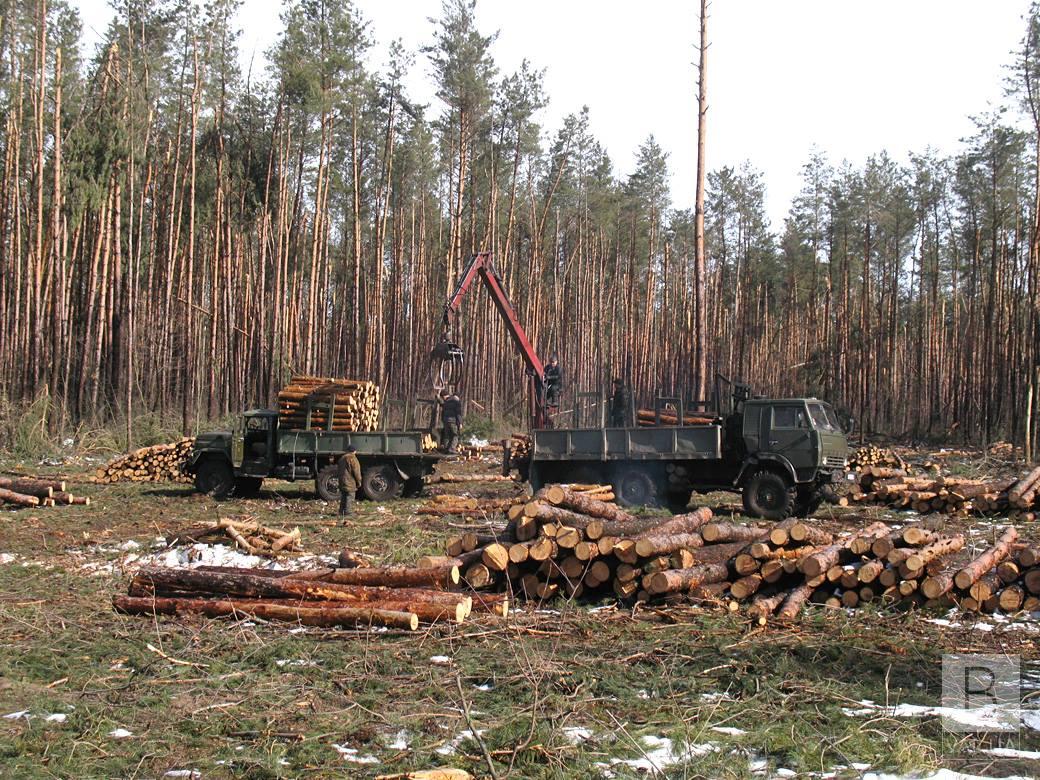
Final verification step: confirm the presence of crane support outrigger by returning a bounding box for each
[432,251,551,428]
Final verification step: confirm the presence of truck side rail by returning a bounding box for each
[532,425,722,461]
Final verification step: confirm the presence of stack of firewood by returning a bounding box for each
[848,444,904,471]
[277,375,380,432]
[114,561,507,631]
[0,476,88,508]
[851,466,1040,519]
[440,484,1040,619]
[165,517,303,556]
[93,439,194,484]
[636,408,714,427]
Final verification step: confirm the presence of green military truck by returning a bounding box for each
[526,393,849,519]
[185,409,444,501]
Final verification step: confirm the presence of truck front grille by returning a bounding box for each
[825,456,847,469]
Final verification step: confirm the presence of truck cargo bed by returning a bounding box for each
[532,425,722,461]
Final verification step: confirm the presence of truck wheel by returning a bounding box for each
[612,467,659,508]
[195,459,235,499]
[742,471,794,520]
[362,464,404,501]
[234,477,263,498]
[315,466,343,502]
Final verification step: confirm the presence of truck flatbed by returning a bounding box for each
[532,425,722,461]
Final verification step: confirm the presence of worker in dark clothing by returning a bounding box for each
[337,445,363,517]
[544,355,563,409]
[439,389,464,454]
[609,377,630,427]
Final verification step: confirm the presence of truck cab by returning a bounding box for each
[737,398,848,518]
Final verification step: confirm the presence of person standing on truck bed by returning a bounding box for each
[609,377,630,427]
[337,445,363,517]
[439,389,464,454]
[544,355,563,410]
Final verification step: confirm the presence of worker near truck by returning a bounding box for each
[337,445,363,517]
[544,355,563,409]
[609,377,630,427]
[439,389,464,454]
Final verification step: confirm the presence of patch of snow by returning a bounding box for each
[0,553,17,564]
[120,540,141,551]
[468,437,489,448]
[288,627,308,635]
[563,726,594,744]
[984,747,1040,760]
[774,770,797,778]
[435,729,485,756]
[926,618,962,628]
[710,726,746,736]
[473,682,493,691]
[164,771,201,779]
[108,728,133,738]
[332,744,380,764]
[700,692,730,702]
[637,689,650,699]
[748,755,768,773]
[602,735,717,774]
[387,730,409,750]
[3,710,29,720]
[44,713,67,723]
[429,655,451,665]
[275,659,318,668]
[845,700,1020,731]
[864,771,1033,780]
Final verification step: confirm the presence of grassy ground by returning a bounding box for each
[1,454,1040,779]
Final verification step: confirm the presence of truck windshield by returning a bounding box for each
[809,403,842,432]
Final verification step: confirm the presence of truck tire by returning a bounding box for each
[742,470,794,520]
[315,465,343,502]
[362,464,404,501]
[195,459,235,499]
[612,467,659,508]
[234,477,263,498]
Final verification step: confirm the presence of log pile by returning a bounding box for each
[0,476,87,508]
[444,483,1040,620]
[848,444,903,471]
[93,439,194,484]
[277,375,380,432]
[165,517,303,556]
[851,466,1040,519]
[636,409,715,427]
[114,561,506,631]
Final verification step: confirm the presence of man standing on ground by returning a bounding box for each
[440,389,464,454]
[544,354,563,410]
[337,445,362,517]
[609,377,630,427]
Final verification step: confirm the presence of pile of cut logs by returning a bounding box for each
[94,439,194,484]
[0,476,87,508]
[851,465,1040,519]
[165,517,302,556]
[277,375,381,432]
[848,444,904,471]
[114,560,507,631]
[442,484,1040,619]
[636,408,714,427]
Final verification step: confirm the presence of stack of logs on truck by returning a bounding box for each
[850,465,1040,519]
[441,485,1040,619]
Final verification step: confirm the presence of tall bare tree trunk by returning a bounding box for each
[693,0,709,404]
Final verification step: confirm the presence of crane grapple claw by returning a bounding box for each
[431,340,464,390]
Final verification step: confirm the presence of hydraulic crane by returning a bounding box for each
[431,251,551,429]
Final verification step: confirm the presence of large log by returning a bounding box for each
[1009,467,1040,508]
[540,486,635,524]
[114,595,419,630]
[953,528,1018,591]
[799,522,888,578]
[634,532,704,559]
[777,582,815,619]
[700,523,767,544]
[904,535,966,573]
[647,562,729,595]
[327,565,460,589]
[132,568,467,606]
[0,477,58,497]
[0,488,39,507]
[635,507,713,537]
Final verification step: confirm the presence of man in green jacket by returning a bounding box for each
[337,445,363,517]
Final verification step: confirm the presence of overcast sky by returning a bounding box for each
[74,0,1030,229]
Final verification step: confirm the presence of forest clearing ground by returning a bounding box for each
[1,453,1040,778]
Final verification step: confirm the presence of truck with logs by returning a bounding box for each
[184,409,443,501]
[524,388,849,519]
